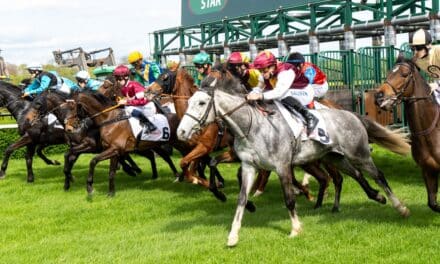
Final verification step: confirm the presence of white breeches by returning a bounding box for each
[125,102,156,117]
[312,81,329,98]
[283,84,314,106]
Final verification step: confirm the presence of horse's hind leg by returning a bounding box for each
[25,145,36,182]
[123,153,142,174]
[323,163,343,212]
[361,159,409,217]
[0,135,33,179]
[421,168,440,212]
[64,149,80,190]
[301,163,330,208]
[253,170,271,196]
[108,156,119,196]
[36,145,60,165]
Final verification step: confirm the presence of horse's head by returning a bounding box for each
[97,76,121,102]
[149,70,176,95]
[374,57,418,110]
[177,89,216,141]
[61,98,86,134]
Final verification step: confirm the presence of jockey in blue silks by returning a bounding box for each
[23,64,77,99]
[74,70,102,92]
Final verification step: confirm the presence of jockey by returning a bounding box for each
[286,52,329,100]
[74,70,102,92]
[193,52,212,87]
[23,64,76,98]
[113,65,158,134]
[409,28,440,90]
[226,52,263,91]
[246,51,318,135]
[128,51,162,87]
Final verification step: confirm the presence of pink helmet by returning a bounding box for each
[228,52,250,64]
[113,65,130,77]
[253,51,277,69]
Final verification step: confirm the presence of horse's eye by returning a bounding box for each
[199,101,206,106]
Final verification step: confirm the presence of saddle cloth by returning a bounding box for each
[127,113,170,142]
[274,100,332,145]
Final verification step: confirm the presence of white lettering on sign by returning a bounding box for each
[201,0,222,10]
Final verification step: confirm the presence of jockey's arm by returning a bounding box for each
[127,90,148,106]
[23,79,39,94]
[261,69,295,100]
[27,75,51,94]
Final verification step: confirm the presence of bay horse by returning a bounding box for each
[375,56,440,212]
[62,92,190,196]
[177,70,410,246]
[26,90,180,190]
[0,81,65,182]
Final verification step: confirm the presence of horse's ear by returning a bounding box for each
[103,79,113,88]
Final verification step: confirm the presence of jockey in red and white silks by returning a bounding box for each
[247,51,318,135]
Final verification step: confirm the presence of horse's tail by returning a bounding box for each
[355,114,411,156]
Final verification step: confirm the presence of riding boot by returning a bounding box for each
[281,97,318,136]
[131,109,157,133]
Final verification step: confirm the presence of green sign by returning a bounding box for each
[182,0,328,26]
[189,0,227,15]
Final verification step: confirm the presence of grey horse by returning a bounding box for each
[177,72,410,247]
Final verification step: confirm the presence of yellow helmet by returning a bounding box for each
[128,51,143,64]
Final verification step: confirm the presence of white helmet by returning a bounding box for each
[409,28,432,46]
[75,70,90,82]
[27,63,43,72]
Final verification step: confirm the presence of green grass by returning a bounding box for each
[0,146,438,263]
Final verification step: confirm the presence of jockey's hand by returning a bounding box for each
[246,93,263,101]
[117,98,127,105]
[21,93,30,98]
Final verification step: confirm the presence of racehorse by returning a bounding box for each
[27,90,180,190]
[374,56,440,212]
[0,80,65,182]
[177,70,410,246]
[62,92,190,196]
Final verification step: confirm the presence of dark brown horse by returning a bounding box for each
[62,92,189,195]
[0,81,66,182]
[375,56,440,212]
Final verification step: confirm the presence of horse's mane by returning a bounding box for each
[395,56,418,69]
[201,65,248,97]
[87,91,116,107]
[0,80,23,96]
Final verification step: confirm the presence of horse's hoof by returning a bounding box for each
[108,192,115,197]
[289,228,301,238]
[63,183,70,191]
[211,189,227,202]
[253,190,264,197]
[331,207,340,213]
[152,175,158,180]
[399,206,410,218]
[313,204,322,210]
[173,177,180,183]
[377,195,387,204]
[217,181,225,189]
[0,171,5,180]
[52,160,61,165]
[133,167,142,174]
[227,235,239,247]
[245,201,256,213]
[86,194,93,202]
[27,178,34,183]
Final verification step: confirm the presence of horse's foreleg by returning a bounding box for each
[63,149,80,190]
[108,156,119,196]
[0,135,33,179]
[87,148,119,195]
[25,145,36,182]
[421,168,440,212]
[153,146,180,179]
[36,145,60,165]
[209,149,238,188]
[179,144,210,187]
[227,162,256,247]
[277,166,302,238]
[253,170,271,196]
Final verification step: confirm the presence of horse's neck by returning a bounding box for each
[405,74,439,133]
